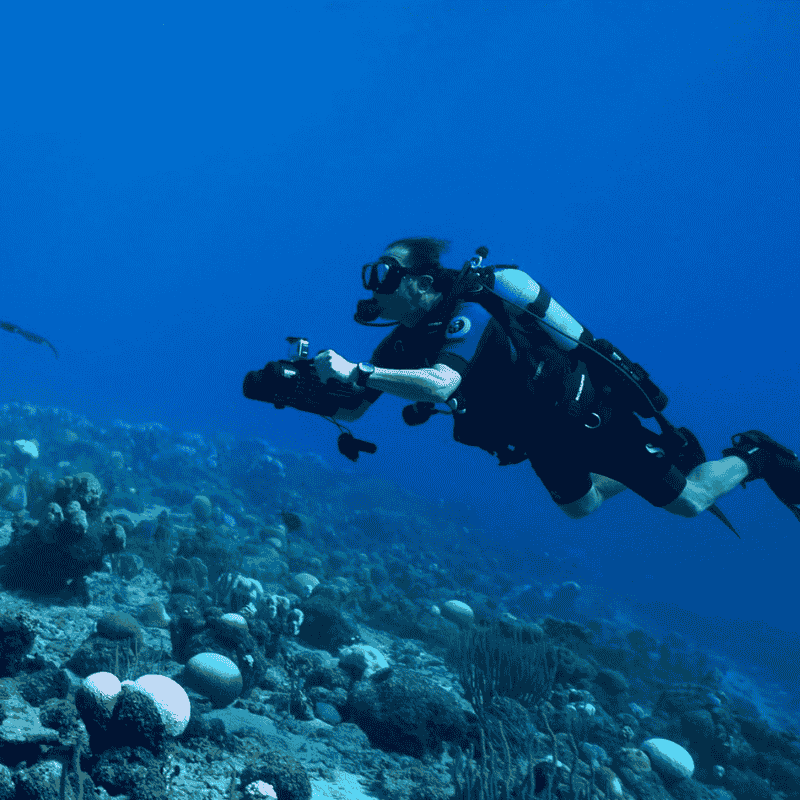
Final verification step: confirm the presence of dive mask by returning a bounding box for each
[361,255,407,295]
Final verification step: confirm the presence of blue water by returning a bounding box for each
[1,0,797,640]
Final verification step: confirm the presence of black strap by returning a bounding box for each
[527,285,551,319]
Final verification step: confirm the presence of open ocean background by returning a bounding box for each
[1,0,798,701]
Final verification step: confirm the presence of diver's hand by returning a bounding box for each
[313,350,358,385]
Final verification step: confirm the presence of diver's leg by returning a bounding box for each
[558,485,603,519]
[661,456,749,518]
[590,473,627,502]
[558,474,627,519]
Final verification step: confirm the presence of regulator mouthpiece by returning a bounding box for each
[355,298,383,323]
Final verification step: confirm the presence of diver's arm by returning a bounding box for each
[332,365,460,421]
[315,350,461,405]
[360,363,461,403]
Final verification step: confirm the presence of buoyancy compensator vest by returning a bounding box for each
[455,261,668,422]
[355,246,668,436]
[398,248,669,459]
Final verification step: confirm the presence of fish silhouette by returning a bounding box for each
[1,320,59,358]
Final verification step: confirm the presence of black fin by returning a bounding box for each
[707,503,741,539]
[781,500,800,524]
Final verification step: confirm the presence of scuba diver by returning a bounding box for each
[311,237,800,526]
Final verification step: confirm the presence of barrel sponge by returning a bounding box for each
[124,674,191,737]
[81,671,122,714]
[641,738,694,781]
[440,600,475,627]
[184,652,243,707]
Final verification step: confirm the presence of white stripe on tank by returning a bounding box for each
[493,269,584,351]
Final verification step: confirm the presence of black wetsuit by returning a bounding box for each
[365,293,687,508]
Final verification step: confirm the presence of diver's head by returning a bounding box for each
[360,238,454,326]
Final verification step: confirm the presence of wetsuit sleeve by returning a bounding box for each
[432,302,497,375]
